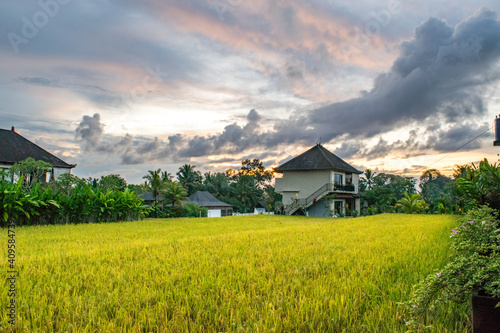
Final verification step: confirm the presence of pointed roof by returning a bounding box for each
[275,144,362,174]
[0,128,76,169]
[185,191,233,207]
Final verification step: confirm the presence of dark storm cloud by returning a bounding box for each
[427,122,491,152]
[265,8,500,147]
[74,8,500,165]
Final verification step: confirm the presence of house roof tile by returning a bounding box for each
[275,144,362,174]
[185,191,233,208]
[0,128,76,169]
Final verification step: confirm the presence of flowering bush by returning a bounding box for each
[406,205,500,331]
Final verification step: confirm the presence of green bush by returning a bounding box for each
[406,206,500,331]
[181,203,208,218]
[1,177,147,226]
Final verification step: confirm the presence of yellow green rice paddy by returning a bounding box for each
[1,214,468,332]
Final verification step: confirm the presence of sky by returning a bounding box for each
[2,0,500,184]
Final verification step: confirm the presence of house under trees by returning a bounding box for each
[274,144,362,217]
[0,127,76,182]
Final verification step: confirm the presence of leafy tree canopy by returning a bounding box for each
[9,157,53,190]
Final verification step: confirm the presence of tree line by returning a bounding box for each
[1,158,282,225]
[360,158,500,215]
[140,159,281,218]
[0,158,145,227]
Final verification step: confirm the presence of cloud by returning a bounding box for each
[259,8,500,149]
[75,109,268,164]
[75,113,104,150]
[74,8,500,167]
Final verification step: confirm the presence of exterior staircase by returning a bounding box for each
[285,183,355,215]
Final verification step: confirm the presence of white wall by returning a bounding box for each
[207,209,221,218]
[275,170,330,205]
[53,168,72,180]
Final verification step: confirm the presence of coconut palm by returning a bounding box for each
[230,175,262,212]
[203,172,230,198]
[395,192,428,214]
[163,181,188,212]
[177,164,202,196]
[143,169,166,205]
[364,169,375,190]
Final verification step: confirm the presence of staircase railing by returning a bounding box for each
[285,183,356,215]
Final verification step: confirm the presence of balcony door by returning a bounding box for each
[334,200,344,216]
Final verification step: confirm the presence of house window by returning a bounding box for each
[1,168,12,183]
[334,173,343,185]
[346,173,352,185]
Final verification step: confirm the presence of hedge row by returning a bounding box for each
[1,178,147,227]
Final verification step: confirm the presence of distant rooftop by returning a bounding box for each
[185,191,233,208]
[275,144,361,174]
[0,127,76,169]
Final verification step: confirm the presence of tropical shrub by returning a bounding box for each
[181,203,208,218]
[1,177,147,226]
[395,192,428,214]
[406,206,500,331]
[455,159,500,212]
[0,178,46,227]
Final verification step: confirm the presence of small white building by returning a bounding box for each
[0,127,76,182]
[275,144,362,217]
[185,191,233,218]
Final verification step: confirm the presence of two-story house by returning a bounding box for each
[274,144,362,217]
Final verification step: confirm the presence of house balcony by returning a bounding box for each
[334,184,355,192]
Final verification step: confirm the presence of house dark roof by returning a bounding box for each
[185,191,233,208]
[0,128,76,169]
[139,192,165,201]
[275,144,362,174]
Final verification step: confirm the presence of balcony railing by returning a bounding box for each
[284,183,356,215]
[334,184,355,192]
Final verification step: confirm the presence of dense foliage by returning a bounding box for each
[1,176,146,227]
[1,160,147,227]
[407,206,500,331]
[360,159,500,215]
[142,159,281,217]
[360,170,417,214]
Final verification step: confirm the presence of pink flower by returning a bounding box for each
[436,273,442,277]
[462,225,467,230]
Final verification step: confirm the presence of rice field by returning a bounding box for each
[1,214,468,332]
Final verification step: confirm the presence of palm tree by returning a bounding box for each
[203,172,229,198]
[161,170,173,183]
[395,192,428,214]
[177,164,202,196]
[163,182,188,214]
[364,169,375,190]
[143,169,166,205]
[230,175,262,212]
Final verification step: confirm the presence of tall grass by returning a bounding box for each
[1,214,467,332]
